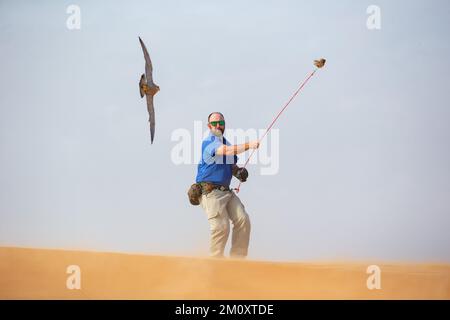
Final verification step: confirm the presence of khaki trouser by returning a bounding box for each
[199,189,251,258]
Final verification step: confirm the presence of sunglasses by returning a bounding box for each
[210,120,225,126]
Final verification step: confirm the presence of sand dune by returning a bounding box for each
[0,247,449,299]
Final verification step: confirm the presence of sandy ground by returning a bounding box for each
[0,247,449,299]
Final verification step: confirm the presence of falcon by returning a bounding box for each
[138,37,160,144]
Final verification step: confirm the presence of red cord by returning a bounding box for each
[234,68,318,193]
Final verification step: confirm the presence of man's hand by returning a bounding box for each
[249,141,260,150]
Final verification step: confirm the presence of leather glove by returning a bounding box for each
[234,167,248,182]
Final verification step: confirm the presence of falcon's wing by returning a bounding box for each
[139,37,155,86]
[145,94,155,144]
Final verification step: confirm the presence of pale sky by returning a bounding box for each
[1,0,449,262]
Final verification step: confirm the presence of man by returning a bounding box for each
[196,112,259,258]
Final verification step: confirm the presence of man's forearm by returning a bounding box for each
[216,143,250,156]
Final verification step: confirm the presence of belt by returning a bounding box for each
[200,182,230,194]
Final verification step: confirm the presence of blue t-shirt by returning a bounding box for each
[196,133,238,187]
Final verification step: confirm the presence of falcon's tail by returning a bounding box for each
[139,74,146,98]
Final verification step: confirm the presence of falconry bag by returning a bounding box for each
[187,183,202,206]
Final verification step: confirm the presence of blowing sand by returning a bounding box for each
[0,247,449,299]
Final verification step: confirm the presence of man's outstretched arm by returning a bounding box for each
[216,141,259,156]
